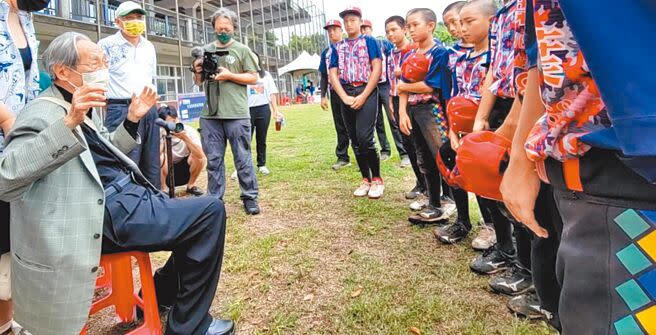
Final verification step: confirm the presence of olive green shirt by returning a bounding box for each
[201,41,258,119]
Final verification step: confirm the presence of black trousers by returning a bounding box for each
[532,183,563,330]
[377,83,406,157]
[102,180,226,335]
[392,96,424,190]
[341,85,380,180]
[329,90,351,162]
[545,149,656,334]
[375,84,391,156]
[249,104,271,167]
[106,102,162,189]
[409,103,443,207]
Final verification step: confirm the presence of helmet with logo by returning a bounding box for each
[451,131,511,201]
[401,51,430,83]
[446,96,479,135]
[436,139,458,187]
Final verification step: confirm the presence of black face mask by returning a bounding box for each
[16,0,50,12]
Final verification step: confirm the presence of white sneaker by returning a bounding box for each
[368,178,385,199]
[230,170,238,180]
[258,166,271,175]
[442,202,457,217]
[410,197,428,211]
[471,225,497,251]
[400,156,411,168]
[353,179,371,197]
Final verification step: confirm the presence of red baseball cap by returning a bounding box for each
[362,19,373,28]
[339,6,362,18]
[323,19,342,30]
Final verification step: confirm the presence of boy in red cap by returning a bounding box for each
[361,18,408,166]
[329,6,384,199]
[319,19,351,171]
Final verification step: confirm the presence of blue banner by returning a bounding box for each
[177,92,206,123]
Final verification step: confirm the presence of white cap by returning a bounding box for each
[115,1,147,17]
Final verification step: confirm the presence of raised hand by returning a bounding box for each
[64,84,107,129]
[127,86,159,123]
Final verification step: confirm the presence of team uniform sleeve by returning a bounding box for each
[365,36,382,60]
[524,0,538,69]
[329,45,339,69]
[424,48,452,100]
[560,0,656,166]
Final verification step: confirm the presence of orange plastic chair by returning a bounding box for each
[80,251,162,335]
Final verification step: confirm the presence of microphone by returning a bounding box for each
[155,118,184,133]
[191,46,204,59]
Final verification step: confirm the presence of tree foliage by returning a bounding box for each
[434,22,457,46]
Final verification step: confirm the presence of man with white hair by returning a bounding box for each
[0,32,235,335]
[192,7,261,215]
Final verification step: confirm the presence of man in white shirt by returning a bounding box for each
[98,1,161,187]
[158,105,207,196]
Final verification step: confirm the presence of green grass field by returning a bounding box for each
[91,103,553,335]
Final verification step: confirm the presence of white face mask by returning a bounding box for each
[68,68,110,89]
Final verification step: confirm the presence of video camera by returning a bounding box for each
[190,47,230,82]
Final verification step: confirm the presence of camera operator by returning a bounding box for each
[192,8,261,215]
[158,105,207,197]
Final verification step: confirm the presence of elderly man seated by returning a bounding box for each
[0,32,234,335]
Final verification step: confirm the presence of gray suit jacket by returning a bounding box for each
[0,86,142,335]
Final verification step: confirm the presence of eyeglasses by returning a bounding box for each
[77,58,110,70]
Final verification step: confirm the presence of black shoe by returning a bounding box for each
[243,199,260,215]
[433,221,470,244]
[205,319,235,335]
[469,246,514,275]
[507,292,547,320]
[405,185,425,200]
[186,186,205,197]
[489,263,534,295]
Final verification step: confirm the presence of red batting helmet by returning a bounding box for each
[446,96,479,135]
[451,131,511,201]
[401,52,429,83]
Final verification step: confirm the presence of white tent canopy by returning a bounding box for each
[277,51,321,77]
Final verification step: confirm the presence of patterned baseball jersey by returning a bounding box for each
[524,0,609,162]
[453,50,490,102]
[329,35,382,84]
[403,40,451,105]
[489,0,519,99]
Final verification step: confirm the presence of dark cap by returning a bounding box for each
[339,6,362,18]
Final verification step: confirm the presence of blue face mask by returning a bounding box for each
[215,32,233,44]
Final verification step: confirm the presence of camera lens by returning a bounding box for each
[175,123,185,133]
